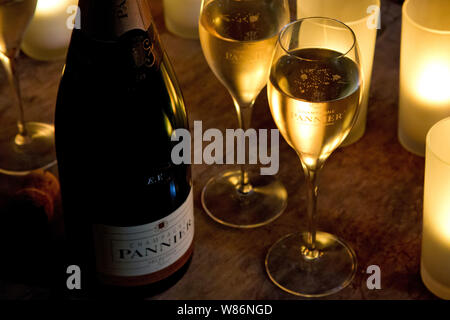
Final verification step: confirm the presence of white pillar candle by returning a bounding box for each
[421,117,450,300]
[163,0,201,39]
[297,0,380,146]
[21,0,78,61]
[399,0,450,156]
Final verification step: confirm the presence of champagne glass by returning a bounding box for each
[199,0,289,228]
[0,0,56,175]
[266,18,362,296]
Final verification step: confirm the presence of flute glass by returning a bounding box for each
[0,0,56,175]
[266,18,362,296]
[199,0,289,228]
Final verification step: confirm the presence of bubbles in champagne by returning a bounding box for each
[274,49,360,102]
[268,48,361,167]
[199,0,289,105]
[204,0,282,42]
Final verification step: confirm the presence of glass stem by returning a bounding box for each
[302,164,321,259]
[233,98,254,194]
[1,51,30,145]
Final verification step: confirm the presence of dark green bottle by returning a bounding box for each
[55,0,193,299]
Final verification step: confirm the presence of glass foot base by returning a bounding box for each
[0,122,56,176]
[201,169,287,228]
[265,231,357,297]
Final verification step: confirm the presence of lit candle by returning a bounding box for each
[163,0,201,39]
[398,0,450,156]
[21,0,78,61]
[297,0,380,146]
[421,117,450,300]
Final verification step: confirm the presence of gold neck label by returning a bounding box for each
[113,0,152,37]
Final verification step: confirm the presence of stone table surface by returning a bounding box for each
[0,0,437,300]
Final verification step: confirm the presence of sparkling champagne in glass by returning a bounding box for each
[266,18,362,297]
[0,0,56,175]
[199,0,289,228]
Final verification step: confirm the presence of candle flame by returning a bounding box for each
[416,61,450,104]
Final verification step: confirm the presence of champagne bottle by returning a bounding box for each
[55,0,194,298]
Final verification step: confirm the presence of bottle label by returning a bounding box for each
[92,189,194,280]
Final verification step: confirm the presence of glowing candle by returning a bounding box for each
[421,117,450,300]
[297,0,380,146]
[21,0,78,61]
[163,0,201,39]
[398,0,450,156]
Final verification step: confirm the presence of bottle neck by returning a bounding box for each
[78,0,153,41]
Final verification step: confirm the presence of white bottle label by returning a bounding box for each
[93,189,194,277]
